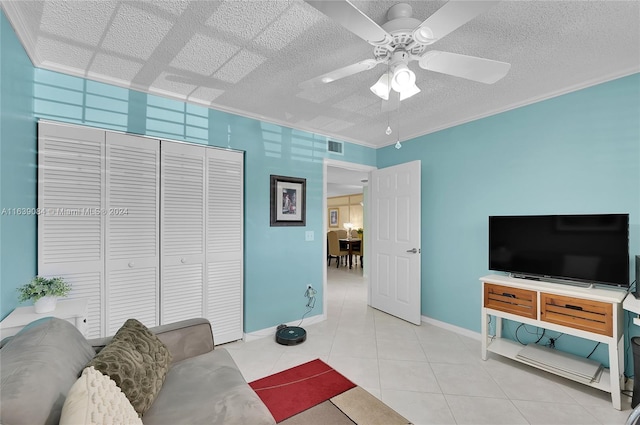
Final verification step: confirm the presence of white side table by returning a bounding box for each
[0,298,89,339]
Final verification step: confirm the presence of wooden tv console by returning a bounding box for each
[480,274,627,410]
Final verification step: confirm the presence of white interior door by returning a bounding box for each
[206,149,244,344]
[369,160,421,325]
[105,132,160,334]
[38,122,106,337]
[160,141,206,324]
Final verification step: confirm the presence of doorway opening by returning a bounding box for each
[322,159,376,319]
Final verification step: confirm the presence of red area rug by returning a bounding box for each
[249,359,356,423]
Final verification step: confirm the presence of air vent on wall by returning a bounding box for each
[327,140,343,155]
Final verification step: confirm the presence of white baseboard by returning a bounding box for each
[243,313,326,342]
[421,315,481,341]
[246,314,478,343]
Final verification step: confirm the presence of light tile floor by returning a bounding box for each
[224,266,633,425]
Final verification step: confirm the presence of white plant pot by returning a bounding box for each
[34,296,57,313]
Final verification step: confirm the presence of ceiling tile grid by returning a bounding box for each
[1,0,639,148]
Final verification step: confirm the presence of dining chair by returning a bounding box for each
[327,231,349,267]
[352,235,363,268]
[336,229,349,257]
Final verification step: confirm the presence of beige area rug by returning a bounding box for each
[280,386,411,425]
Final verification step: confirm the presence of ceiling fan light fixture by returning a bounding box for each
[390,64,415,92]
[370,72,391,100]
[399,82,421,101]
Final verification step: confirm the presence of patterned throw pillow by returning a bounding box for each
[86,319,172,416]
[60,366,143,425]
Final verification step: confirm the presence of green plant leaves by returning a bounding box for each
[17,276,71,302]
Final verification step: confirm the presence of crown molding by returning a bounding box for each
[386,67,640,148]
[1,2,41,66]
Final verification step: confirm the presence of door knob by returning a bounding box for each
[128,261,135,268]
[406,248,418,254]
[181,258,187,264]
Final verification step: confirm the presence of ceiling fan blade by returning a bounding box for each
[305,0,393,47]
[419,51,510,84]
[417,1,501,41]
[299,59,379,90]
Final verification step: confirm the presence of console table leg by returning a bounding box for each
[609,338,623,410]
[481,309,488,360]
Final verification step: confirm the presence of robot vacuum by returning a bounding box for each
[275,325,307,345]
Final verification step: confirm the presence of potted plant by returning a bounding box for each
[356,228,364,238]
[17,276,71,313]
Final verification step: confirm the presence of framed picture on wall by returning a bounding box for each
[270,175,306,226]
[329,208,339,227]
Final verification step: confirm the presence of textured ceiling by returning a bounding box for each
[2,0,639,148]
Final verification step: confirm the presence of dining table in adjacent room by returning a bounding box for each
[338,238,361,269]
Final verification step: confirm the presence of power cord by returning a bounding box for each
[625,309,634,381]
[249,286,319,337]
[626,279,637,296]
[514,324,525,345]
[511,322,564,348]
[304,286,317,305]
[545,332,564,348]
[297,287,317,326]
[514,323,552,346]
[586,342,600,359]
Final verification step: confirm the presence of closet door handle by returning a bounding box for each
[128,261,135,268]
[181,258,187,264]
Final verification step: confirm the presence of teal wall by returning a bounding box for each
[0,11,36,318]
[28,69,375,333]
[377,73,640,371]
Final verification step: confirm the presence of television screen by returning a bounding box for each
[488,214,629,287]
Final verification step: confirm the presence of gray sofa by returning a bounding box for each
[0,316,276,425]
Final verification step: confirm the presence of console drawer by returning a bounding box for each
[540,293,612,336]
[484,283,537,319]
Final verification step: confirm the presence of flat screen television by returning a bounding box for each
[488,214,629,288]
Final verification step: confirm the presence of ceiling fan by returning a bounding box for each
[300,0,511,104]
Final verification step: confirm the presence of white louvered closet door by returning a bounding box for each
[206,149,244,344]
[160,142,206,324]
[38,122,105,338]
[105,133,160,335]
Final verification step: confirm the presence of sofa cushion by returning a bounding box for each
[60,366,142,425]
[142,348,276,425]
[0,317,96,425]
[86,319,172,416]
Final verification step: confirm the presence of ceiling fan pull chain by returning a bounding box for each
[386,63,392,136]
[395,101,402,150]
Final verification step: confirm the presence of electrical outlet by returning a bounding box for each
[305,284,316,299]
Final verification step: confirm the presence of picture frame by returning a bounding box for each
[270,175,306,226]
[329,208,339,227]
